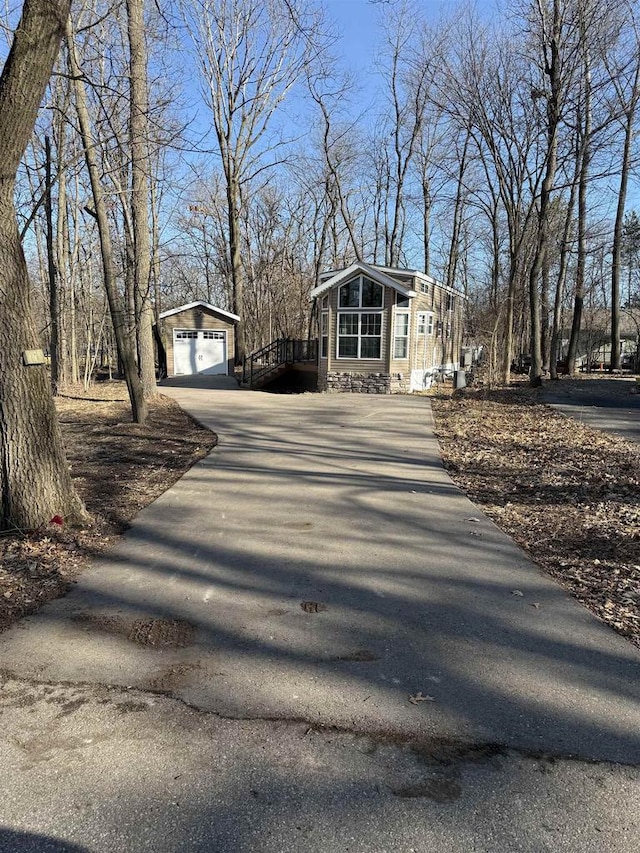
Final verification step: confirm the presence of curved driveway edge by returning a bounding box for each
[0,389,638,764]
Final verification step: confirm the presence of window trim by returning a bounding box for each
[338,275,384,309]
[393,309,409,360]
[417,311,434,336]
[320,310,328,359]
[336,310,383,360]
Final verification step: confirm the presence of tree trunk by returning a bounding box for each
[526,0,562,386]
[127,0,156,396]
[0,0,86,530]
[566,43,592,376]
[610,69,639,371]
[227,174,245,363]
[45,135,59,394]
[66,19,147,423]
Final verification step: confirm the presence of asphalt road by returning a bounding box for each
[0,386,638,851]
[542,377,640,443]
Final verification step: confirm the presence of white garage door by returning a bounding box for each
[173,329,227,375]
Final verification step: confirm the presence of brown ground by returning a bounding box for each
[1,379,638,651]
[431,382,640,649]
[0,382,217,633]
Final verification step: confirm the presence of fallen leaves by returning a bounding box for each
[0,384,217,633]
[432,383,640,649]
[409,692,436,704]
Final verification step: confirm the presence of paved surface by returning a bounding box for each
[0,675,638,853]
[543,377,640,443]
[0,385,639,851]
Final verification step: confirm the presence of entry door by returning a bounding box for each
[173,329,227,375]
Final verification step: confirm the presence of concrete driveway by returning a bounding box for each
[0,387,638,766]
[543,377,640,443]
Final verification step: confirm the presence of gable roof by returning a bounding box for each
[159,301,240,322]
[309,261,417,301]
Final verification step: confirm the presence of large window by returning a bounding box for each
[393,312,409,359]
[339,276,383,308]
[337,312,382,359]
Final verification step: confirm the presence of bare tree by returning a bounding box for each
[66,17,148,423]
[182,0,325,362]
[608,3,640,370]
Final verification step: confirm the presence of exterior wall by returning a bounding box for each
[158,306,236,377]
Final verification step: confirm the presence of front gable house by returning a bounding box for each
[310,261,465,393]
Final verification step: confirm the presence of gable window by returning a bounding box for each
[393,312,409,359]
[417,312,434,336]
[337,312,381,359]
[339,276,383,308]
[396,292,410,308]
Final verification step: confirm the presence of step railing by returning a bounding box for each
[243,338,317,387]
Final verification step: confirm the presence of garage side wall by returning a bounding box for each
[159,307,236,377]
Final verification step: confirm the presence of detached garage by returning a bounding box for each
[157,302,240,377]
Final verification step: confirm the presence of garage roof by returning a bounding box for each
[159,301,240,322]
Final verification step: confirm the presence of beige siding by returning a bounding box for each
[320,268,465,387]
[159,306,236,377]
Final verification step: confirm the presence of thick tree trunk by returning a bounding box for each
[0,0,86,530]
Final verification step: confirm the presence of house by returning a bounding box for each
[156,302,239,378]
[310,261,466,393]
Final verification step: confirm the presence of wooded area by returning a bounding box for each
[1,0,640,528]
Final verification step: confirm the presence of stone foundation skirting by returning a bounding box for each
[320,371,409,394]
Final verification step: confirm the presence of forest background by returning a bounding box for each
[1,0,640,532]
[7,0,640,393]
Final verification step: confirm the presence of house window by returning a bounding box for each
[320,311,328,359]
[393,312,409,359]
[339,276,383,308]
[417,312,434,336]
[446,293,455,312]
[337,312,382,359]
[396,292,410,308]
[420,281,429,294]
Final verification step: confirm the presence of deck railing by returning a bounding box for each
[243,338,317,387]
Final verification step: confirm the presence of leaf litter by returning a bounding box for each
[0,382,216,633]
[431,383,640,649]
